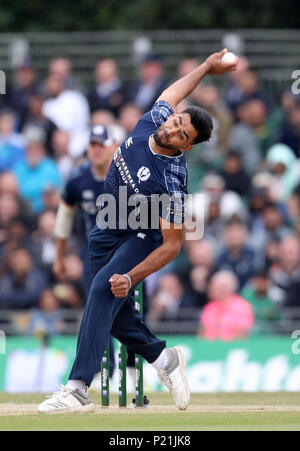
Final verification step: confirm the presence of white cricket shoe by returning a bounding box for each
[157,346,190,410]
[38,385,95,414]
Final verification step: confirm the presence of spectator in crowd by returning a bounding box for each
[225,55,250,113]
[215,218,255,289]
[269,235,300,310]
[190,82,233,158]
[149,273,197,324]
[42,74,90,158]
[8,60,40,125]
[118,103,143,135]
[177,240,215,308]
[248,187,269,235]
[265,143,300,203]
[0,110,25,171]
[51,129,73,181]
[48,57,79,90]
[220,150,251,198]
[226,69,271,116]
[31,210,57,278]
[241,271,279,332]
[27,289,65,336]
[20,94,56,153]
[42,186,61,212]
[52,253,84,308]
[0,248,48,309]
[0,170,36,231]
[249,202,291,268]
[275,97,300,157]
[176,57,199,111]
[13,139,62,213]
[131,54,168,112]
[199,270,254,341]
[88,58,128,117]
[229,98,268,174]
[187,172,247,241]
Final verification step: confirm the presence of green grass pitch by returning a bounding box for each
[1,391,300,431]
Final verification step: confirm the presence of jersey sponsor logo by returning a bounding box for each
[113,147,139,193]
[137,166,150,183]
[125,137,133,148]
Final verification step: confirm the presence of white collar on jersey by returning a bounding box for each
[148,136,183,159]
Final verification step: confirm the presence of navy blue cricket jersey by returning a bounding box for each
[62,161,105,239]
[90,100,188,245]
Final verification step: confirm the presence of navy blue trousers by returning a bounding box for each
[69,229,166,386]
[82,247,115,378]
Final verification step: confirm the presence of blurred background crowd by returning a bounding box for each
[1,48,300,340]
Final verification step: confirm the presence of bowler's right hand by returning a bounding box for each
[205,48,238,75]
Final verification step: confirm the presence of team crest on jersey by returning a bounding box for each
[137,166,150,183]
[82,190,94,200]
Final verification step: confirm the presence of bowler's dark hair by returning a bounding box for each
[183,105,213,145]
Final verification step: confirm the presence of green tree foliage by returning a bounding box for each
[0,0,299,32]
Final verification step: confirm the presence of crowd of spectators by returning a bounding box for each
[1,52,300,340]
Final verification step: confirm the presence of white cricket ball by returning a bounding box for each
[221,52,236,63]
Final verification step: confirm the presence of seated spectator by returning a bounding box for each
[149,273,197,323]
[229,99,268,174]
[269,235,300,310]
[177,240,215,308]
[52,253,84,308]
[48,57,79,90]
[42,74,89,158]
[0,248,48,309]
[241,271,279,332]
[190,82,233,157]
[8,60,40,125]
[42,186,61,211]
[215,218,255,289]
[225,55,250,113]
[248,187,269,234]
[91,109,116,126]
[27,289,64,336]
[249,202,291,267]
[220,151,251,198]
[199,271,254,341]
[88,58,128,117]
[130,54,168,112]
[51,129,73,181]
[31,210,57,277]
[275,98,300,157]
[226,69,271,117]
[266,143,300,203]
[186,172,247,241]
[118,103,143,135]
[13,139,62,213]
[0,110,25,171]
[21,94,56,154]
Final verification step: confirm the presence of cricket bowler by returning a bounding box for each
[38,49,238,413]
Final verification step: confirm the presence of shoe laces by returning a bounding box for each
[46,385,74,400]
[159,369,172,390]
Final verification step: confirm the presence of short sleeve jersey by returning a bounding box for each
[61,161,105,239]
[94,101,188,244]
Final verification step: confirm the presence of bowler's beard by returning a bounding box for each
[153,127,177,150]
